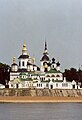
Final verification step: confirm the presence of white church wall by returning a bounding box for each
[18,59,28,69]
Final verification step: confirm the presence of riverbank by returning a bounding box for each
[0,89,82,97]
[0,96,82,103]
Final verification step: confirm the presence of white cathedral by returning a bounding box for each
[9,41,81,89]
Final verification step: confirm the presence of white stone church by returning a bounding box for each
[9,41,81,89]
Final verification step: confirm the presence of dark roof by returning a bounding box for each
[11,63,18,66]
[27,62,33,65]
[18,69,27,72]
[33,64,40,71]
[40,55,50,61]
[18,55,29,59]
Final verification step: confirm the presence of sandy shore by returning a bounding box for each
[0,96,82,103]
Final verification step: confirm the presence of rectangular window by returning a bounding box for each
[62,83,68,87]
[56,83,58,87]
[22,61,24,66]
[46,83,48,87]
[19,61,21,66]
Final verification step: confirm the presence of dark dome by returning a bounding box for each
[56,62,60,66]
[11,63,18,66]
[18,55,29,59]
[47,62,51,66]
[40,55,50,61]
[52,58,55,63]
[27,62,32,65]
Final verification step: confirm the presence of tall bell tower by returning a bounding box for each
[40,41,51,72]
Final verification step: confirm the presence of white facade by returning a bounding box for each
[9,71,81,89]
[18,59,28,69]
[9,78,33,89]
[45,73,63,81]
[33,79,80,89]
[10,72,20,80]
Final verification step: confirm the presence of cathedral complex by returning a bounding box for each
[8,41,81,89]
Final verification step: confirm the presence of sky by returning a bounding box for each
[0,0,82,71]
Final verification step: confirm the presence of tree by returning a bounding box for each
[0,62,10,86]
[63,67,82,86]
[63,68,78,82]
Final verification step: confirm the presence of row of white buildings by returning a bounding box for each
[6,41,81,89]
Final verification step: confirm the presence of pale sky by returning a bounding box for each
[0,0,82,71]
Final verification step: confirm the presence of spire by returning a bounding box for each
[45,41,47,51]
[22,41,27,55]
[44,41,48,55]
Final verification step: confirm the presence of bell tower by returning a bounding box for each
[40,41,51,72]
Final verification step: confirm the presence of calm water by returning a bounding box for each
[0,103,82,120]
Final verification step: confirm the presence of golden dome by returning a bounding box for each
[22,41,27,55]
[13,56,16,64]
[44,64,48,68]
[32,58,35,64]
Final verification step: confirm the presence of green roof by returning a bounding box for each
[55,80,63,82]
[47,69,62,73]
[19,72,27,76]
[20,78,33,81]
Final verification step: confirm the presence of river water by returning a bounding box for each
[0,103,82,120]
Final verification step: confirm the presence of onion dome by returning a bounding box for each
[56,61,60,66]
[11,57,18,72]
[52,58,55,63]
[22,41,27,55]
[11,57,17,66]
[18,55,29,59]
[18,42,29,59]
[40,54,50,61]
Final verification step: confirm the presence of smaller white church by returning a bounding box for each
[9,41,81,89]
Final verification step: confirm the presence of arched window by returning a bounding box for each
[19,61,21,66]
[56,75,60,77]
[52,65,54,68]
[51,75,55,77]
[41,84,42,87]
[46,75,50,77]
[22,61,24,66]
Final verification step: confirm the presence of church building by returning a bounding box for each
[9,41,81,89]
